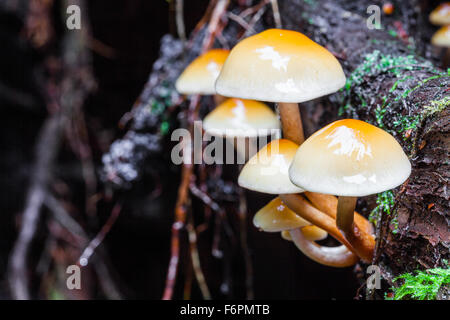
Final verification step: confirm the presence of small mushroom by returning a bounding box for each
[203,98,280,159]
[289,119,411,262]
[254,197,328,243]
[203,98,279,137]
[176,48,229,104]
[254,197,356,267]
[431,25,450,67]
[253,197,311,232]
[215,29,346,145]
[429,3,450,26]
[238,138,303,194]
[238,139,359,267]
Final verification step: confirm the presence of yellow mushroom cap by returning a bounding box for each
[429,3,450,25]
[175,49,230,95]
[203,98,280,137]
[281,226,328,242]
[297,226,328,241]
[431,25,450,47]
[253,197,310,232]
[289,119,411,197]
[215,29,346,103]
[238,139,304,194]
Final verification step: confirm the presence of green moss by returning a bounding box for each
[160,121,170,135]
[422,96,450,118]
[147,83,177,136]
[344,50,419,93]
[341,50,425,115]
[369,190,395,228]
[385,266,450,300]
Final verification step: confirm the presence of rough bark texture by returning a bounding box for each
[279,0,449,281]
[101,0,449,297]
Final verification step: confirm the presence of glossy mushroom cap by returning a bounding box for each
[289,119,411,197]
[253,197,310,232]
[215,29,346,103]
[429,3,450,25]
[203,98,280,137]
[175,49,229,95]
[238,139,304,194]
[431,25,450,47]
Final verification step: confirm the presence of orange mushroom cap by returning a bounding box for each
[431,25,450,48]
[429,3,450,25]
[289,119,411,196]
[216,29,346,103]
[238,139,304,194]
[176,49,230,95]
[203,98,280,137]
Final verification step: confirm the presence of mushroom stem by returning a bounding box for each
[336,196,374,262]
[277,102,304,144]
[444,48,450,69]
[304,192,374,235]
[279,194,356,253]
[336,196,357,237]
[289,229,359,267]
[213,94,226,105]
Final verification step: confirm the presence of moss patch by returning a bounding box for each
[386,266,450,300]
[369,190,398,233]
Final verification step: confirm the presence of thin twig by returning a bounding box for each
[270,0,282,28]
[9,116,62,300]
[201,0,230,52]
[242,4,268,38]
[186,214,212,299]
[78,202,122,267]
[228,12,255,34]
[176,0,186,41]
[240,0,269,18]
[45,193,123,299]
[162,95,200,300]
[237,170,254,300]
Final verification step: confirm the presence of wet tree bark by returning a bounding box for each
[278,0,449,290]
[102,0,449,298]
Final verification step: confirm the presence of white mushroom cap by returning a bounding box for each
[289,119,411,197]
[429,3,450,25]
[238,139,304,194]
[431,25,450,48]
[215,29,346,103]
[203,98,280,138]
[175,49,229,95]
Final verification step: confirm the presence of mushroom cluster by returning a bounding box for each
[175,28,411,269]
[430,3,450,67]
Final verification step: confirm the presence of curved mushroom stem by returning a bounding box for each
[279,194,355,253]
[278,102,304,144]
[336,196,374,262]
[289,229,359,267]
